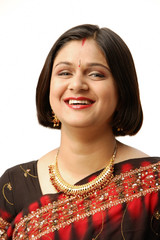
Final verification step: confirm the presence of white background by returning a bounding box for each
[0,0,160,176]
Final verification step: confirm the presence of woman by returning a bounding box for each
[0,24,160,239]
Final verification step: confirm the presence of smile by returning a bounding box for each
[64,97,95,109]
[69,99,93,105]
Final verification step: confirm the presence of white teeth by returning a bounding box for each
[68,99,92,105]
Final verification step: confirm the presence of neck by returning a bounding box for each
[56,125,116,183]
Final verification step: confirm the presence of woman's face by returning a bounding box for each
[50,39,118,130]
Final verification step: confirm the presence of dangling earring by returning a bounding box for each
[117,127,123,132]
[53,113,60,127]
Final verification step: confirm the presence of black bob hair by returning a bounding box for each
[36,24,143,136]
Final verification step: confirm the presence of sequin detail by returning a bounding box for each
[0,217,10,239]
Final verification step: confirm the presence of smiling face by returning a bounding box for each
[49,39,118,130]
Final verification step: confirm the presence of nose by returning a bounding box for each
[68,73,89,92]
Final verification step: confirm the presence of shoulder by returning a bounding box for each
[38,149,58,165]
[0,161,36,218]
[0,161,38,203]
[115,141,150,164]
[0,160,37,179]
[0,160,40,213]
[114,141,160,175]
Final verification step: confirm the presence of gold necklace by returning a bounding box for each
[49,144,117,197]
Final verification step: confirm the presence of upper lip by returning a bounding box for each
[64,97,95,102]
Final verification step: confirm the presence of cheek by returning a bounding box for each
[101,84,118,104]
[49,79,66,107]
[49,80,57,109]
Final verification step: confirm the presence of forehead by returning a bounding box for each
[54,39,107,65]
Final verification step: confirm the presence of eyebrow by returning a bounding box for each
[54,61,72,68]
[54,61,111,72]
[86,63,111,72]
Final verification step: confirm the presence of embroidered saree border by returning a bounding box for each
[13,161,160,240]
[0,217,10,239]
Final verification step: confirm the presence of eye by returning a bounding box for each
[58,71,72,76]
[57,70,73,79]
[89,72,105,79]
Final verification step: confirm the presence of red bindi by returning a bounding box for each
[78,59,81,68]
[82,38,86,46]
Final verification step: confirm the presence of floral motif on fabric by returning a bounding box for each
[2,182,13,206]
[20,165,38,178]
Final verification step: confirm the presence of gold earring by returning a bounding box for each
[53,113,60,127]
[117,127,123,132]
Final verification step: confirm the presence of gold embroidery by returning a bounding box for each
[92,212,104,240]
[20,166,38,178]
[2,183,14,206]
[7,182,12,191]
[154,210,160,220]
[13,162,160,240]
[151,210,160,236]
[0,217,10,239]
[121,204,128,240]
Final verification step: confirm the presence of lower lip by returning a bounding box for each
[65,103,94,109]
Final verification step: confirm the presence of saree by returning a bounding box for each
[0,157,160,239]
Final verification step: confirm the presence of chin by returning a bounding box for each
[62,120,96,129]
